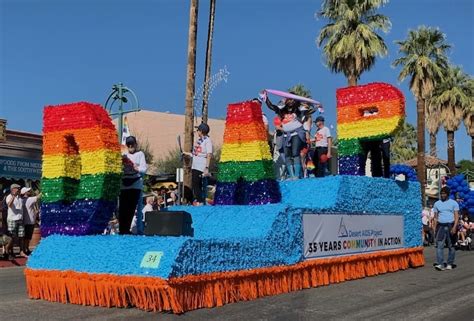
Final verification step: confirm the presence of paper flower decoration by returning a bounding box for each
[214,101,281,205]
[41,102,121,236]
[336,83,405,175]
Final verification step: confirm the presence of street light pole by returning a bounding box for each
[105,83,140,144]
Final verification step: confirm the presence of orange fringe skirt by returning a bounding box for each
[25,247,424,314]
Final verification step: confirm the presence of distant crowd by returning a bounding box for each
[1,184,41,260]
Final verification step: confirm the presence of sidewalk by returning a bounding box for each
[0,245,34,268]
[0,256,27,268]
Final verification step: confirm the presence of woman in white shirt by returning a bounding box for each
[119,136,148,234]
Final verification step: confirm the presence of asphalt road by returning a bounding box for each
[1,249,473,321]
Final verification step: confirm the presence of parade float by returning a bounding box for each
[25,82,424,314]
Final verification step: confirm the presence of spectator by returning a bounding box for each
[130,196,156,234]
[457,210,472,246]
[433,186,459,271]
[166,185,177,206]
[1,189,9,236]
[6,184,28,257]
[1,189,13,260]
[0,230,13,260]
[155,187,167,209]
[119,136,148,234]
[312,116,332,177]
[103,218,119,235]
[21,187,41,255]
[182,123,213,205]
[422,207,433,246]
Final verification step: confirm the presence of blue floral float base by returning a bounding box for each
[26,176,424,313]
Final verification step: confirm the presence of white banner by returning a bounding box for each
[303,214,404,259]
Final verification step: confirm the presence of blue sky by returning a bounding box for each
[0,0,472,161]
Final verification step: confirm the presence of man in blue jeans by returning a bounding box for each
[432,187,459,271]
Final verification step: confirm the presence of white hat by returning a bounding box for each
[20,187,32,195]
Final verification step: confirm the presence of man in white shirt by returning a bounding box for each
[119,136,148,234]
[312,116,332,177]
[6,184,28,257]
[21,187,41,255]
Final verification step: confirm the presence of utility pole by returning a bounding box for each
[201,0,216,124]
[184,0,199,191]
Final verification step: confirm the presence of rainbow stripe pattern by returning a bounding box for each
[41,102,122,236]
[336,82,405,175]
[214,101,281,205]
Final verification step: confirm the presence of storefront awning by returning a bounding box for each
[0,156,41,180]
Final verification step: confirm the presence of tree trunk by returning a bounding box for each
[201,0,216,125]
[429,132,437,157]
[447,130,456,175]
[416,98,426,205]
[184,0,199,191]
[348,75,357,87]
[472,136,474,161]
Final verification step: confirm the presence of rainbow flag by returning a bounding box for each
[214,101,281,205]
[121,116,131,146]
[336,83,405,175]
[41,102,122,236]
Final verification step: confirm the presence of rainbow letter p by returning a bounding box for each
[336,82,405,175]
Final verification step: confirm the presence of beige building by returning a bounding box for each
[116,109,226,164]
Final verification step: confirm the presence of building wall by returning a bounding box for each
[0,127,43,190]
[115,110,226,161]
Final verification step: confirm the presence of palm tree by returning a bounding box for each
[431,66,472,174]
[462,78,474,160]
[393,26,450,202]
[184,0,199,188]
[464,111,474,160]
[201,0,217,124]
[425,104,441,157]
[288,84,312,98]
[391,120,417,164]
[317,0,391,86]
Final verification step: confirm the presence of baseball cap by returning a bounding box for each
[10,183,21,190]
[195,123,210,134]
[314,116,325,122]
[21,187,32,195]
[125,136,137,146]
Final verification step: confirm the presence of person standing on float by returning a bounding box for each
[182,123,213,205]
[312,116,332,177]
[265,94,307,179]
[119,136,148,234]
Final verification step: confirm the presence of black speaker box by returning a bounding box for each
[144,210,194,237]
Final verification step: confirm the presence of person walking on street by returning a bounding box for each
[433,186,459,271]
